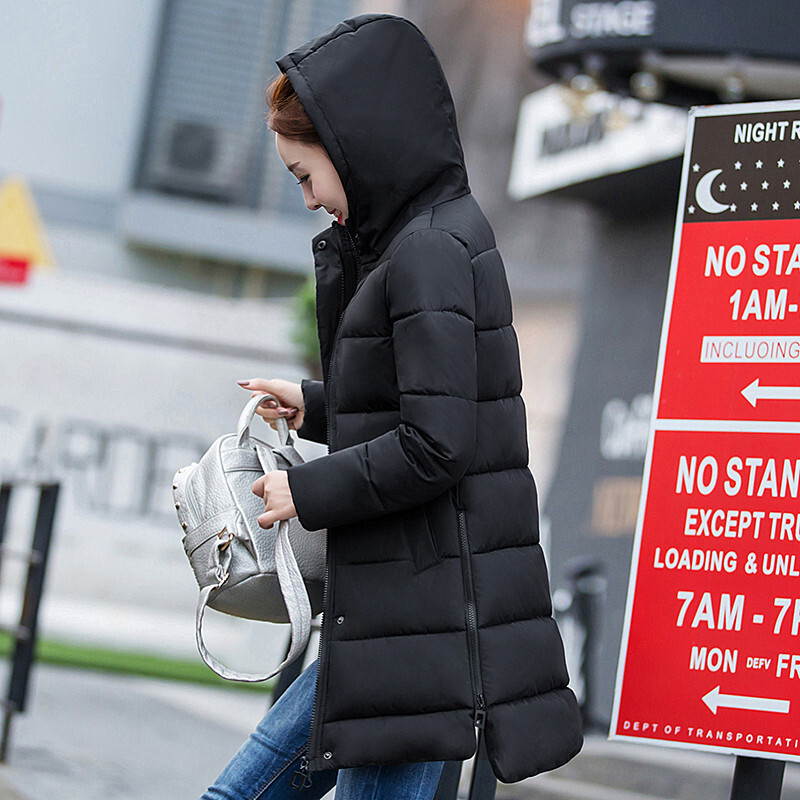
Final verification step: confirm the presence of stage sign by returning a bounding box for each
[507,84,686,200]
[611,99,800,760]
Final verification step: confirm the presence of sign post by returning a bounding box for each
[611,99,800,790]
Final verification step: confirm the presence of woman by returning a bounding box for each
[205,12,582,800]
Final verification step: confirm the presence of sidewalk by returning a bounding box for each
[0,778,26,800]
[0,663,278,800]
[0,661,798,800]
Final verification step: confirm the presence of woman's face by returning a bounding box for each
[275,134,349,225]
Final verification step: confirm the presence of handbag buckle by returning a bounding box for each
[217,526,233,551]
[213,527,234,585]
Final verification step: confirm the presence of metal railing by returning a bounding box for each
[553,557,607,733]
[0,480,60,761]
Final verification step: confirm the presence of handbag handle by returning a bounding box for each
[194,516,313,682]
[236,393,292,448]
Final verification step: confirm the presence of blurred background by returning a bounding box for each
[0,0,799,798]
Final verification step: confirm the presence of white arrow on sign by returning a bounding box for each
[702,685,791,715]
[741,378,800,408]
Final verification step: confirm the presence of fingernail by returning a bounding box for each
[237,380,250,386]
[277,409,289,416]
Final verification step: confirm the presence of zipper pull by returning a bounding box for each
[290,756,312,790]
[474,693,486,729]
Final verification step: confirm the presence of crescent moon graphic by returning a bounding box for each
[695,169,730,214]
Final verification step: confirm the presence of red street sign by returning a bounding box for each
[612,99,800,761]
[0,256,30,284]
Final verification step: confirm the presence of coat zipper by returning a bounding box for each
[456,501,486,734]
[293,223,362,788]
[324,275,346,446]
[323,223,360,447]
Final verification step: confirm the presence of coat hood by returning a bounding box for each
[276,14,470,259]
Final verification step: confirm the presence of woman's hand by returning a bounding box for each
[238,378,305,431]
[252,471,297,529]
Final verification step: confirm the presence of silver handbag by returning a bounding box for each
[172,393,326,682]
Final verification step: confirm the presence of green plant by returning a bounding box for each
[292,273,322,379]
[0,633,275,692]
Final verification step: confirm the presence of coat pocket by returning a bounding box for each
[402,503,442,573]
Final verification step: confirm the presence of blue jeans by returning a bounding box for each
[202,660,444,800]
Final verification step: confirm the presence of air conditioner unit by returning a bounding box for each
[144,118,248,204]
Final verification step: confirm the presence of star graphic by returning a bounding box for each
[734,161,742,170]
[740,182,748,190]
[719,183,727,191]
[784,180,791,189]
[762,181,769,190]
[756,160,763,168]
[751,203,758,211]
[795,201,800,210]
[773,202,780,211]
[778,159,785,167]
[688,205,695,214]
[692,163,700,172]
[729,203,737,212]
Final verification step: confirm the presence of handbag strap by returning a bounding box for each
[194,516,313,682]
[193,392,314,682]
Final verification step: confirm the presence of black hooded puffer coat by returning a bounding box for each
[281,13,583,784]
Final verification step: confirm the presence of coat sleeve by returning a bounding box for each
[295,378,328,445]
[287,229,477,531]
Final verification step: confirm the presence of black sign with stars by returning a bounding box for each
[683,108,800,224]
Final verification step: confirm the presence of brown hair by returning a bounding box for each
[265,72,321,145]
